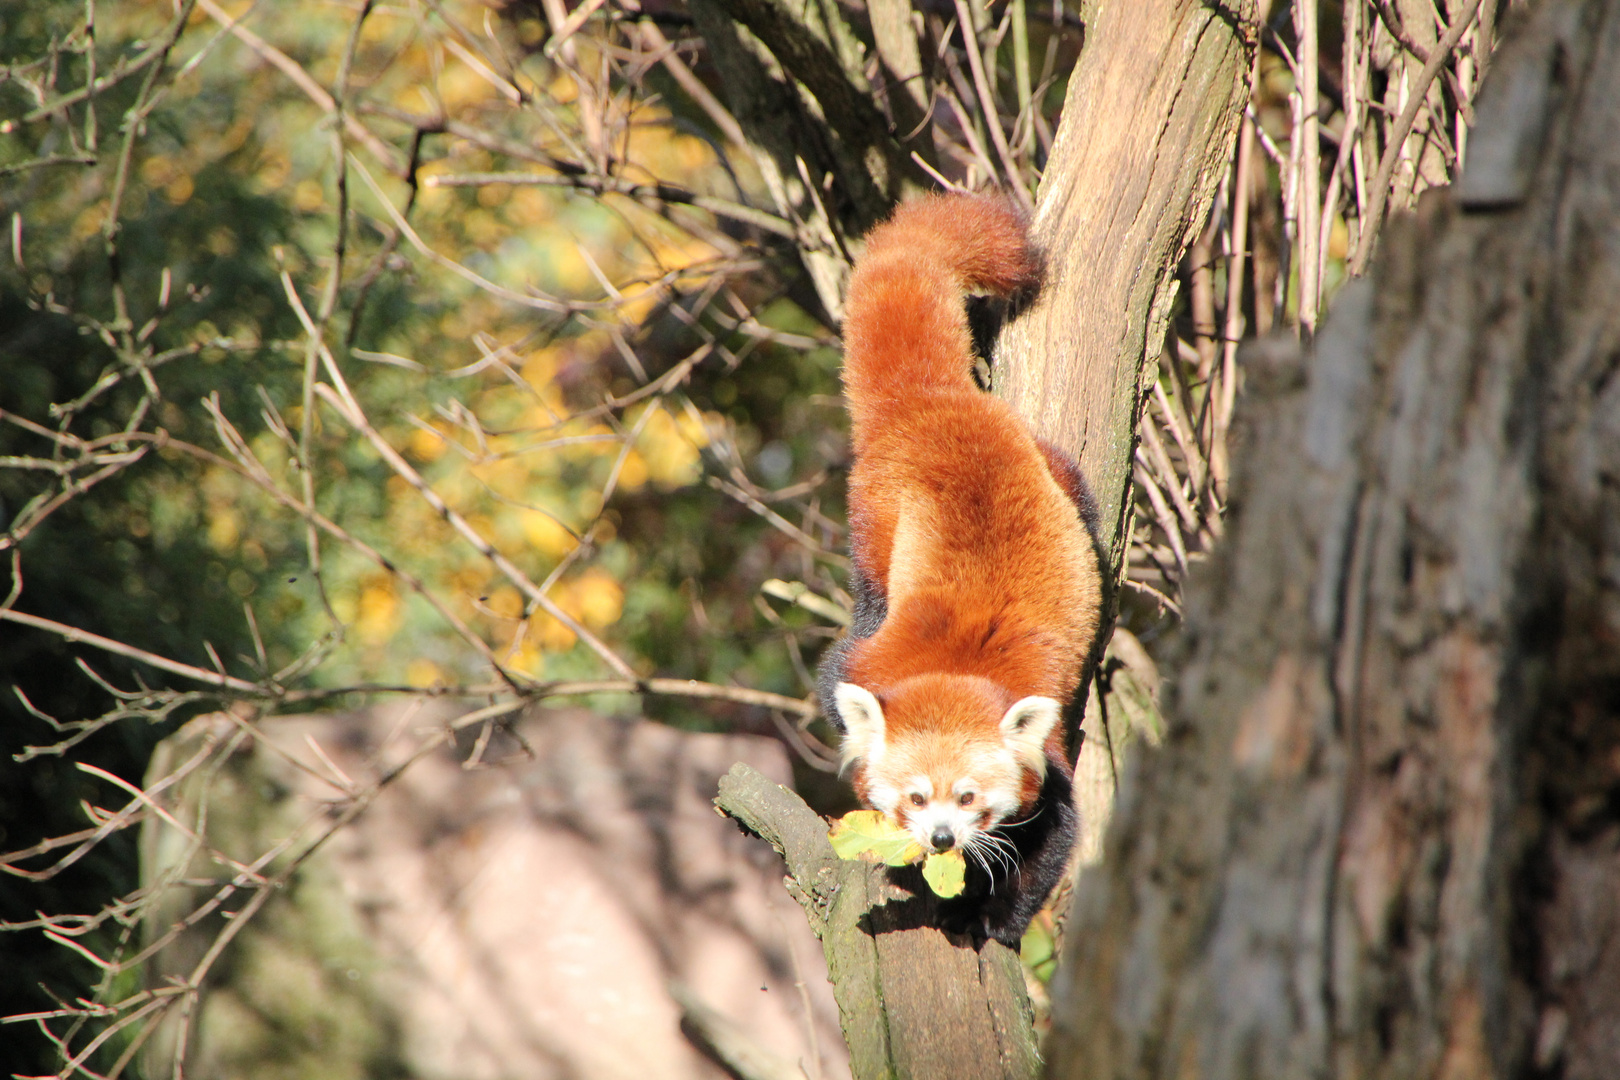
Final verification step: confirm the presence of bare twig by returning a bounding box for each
[1349,0,1485,274]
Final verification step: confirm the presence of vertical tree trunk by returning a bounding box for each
[1045,2,1620,1076]
[997,0,1255,580]
[996,0,1255,868]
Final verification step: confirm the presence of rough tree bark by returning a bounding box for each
[997,0,1255,880]
[717,764,1040,1080]
[1046,1,1620,1076]
[997,0,1255,582]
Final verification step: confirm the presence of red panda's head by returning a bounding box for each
[834,674,1060,863]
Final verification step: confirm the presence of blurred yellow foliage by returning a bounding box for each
[405,658,442,688]
[100,0,748,681]
[165,174,196,205]
[439,63,497,111]
[206,226,237,255]
[616,451,648,491]
[72,203,107,241]
[625,125,714,181]
[521,347,559,388]
[140,155,177,187]
[1329,215,1350,259]
[633,404,706,489]
[518,569,625,654]
[507,187,552,228]
[254,152,292,193]
[464,208,504,249]
[507,637,543,675]
[439,308,471,341]
[530,612,578,652]
[408,425,448,462]
[571,569,624,629]
[515,18,545,45]
[419,182,454,213]
[522,569,625,654]
[545,242,592,294]
[548,72,579,104]
[208,508,241,552]
[520,511,577,558]
[483,585,523,620]
[357,580,402,644]
[294,179,325,212]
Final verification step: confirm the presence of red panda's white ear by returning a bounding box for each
[834,682,886,770]
[999,696,1060,775]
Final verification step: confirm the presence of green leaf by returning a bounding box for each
[828,810,925,866]
[922,850,967,897]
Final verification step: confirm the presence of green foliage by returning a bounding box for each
[828,810,926,866]
[921,850,967,898]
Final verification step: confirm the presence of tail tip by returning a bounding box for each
[864,192,1042,298]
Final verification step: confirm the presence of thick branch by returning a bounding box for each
[715,764,1039,1080]
[991,0,1256,883]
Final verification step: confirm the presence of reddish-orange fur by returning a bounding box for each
[836,194,1101,806]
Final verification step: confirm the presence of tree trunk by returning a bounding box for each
[997,0,1255,874]
[997,0,1255,581]
[1045,1,1620,1076]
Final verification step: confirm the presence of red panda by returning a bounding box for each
[817,193,1104,946]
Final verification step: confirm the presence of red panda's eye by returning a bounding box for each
[909,793,926,807]
[958,792,975,807]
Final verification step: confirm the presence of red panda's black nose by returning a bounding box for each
[930,827,955,852]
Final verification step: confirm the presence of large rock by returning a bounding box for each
[141,702,846,1080]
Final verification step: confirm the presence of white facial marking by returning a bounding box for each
[868,783,901,815]
[983,786,1020,822]
[903,776,934,808]
[900,771,992,852]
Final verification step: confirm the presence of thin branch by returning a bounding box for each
[0,610,259,694]
[1350,0,1485,274]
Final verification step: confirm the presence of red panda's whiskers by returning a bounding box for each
[994,800,1049,831]
[965,830,1017,880]
[980,830,1019,871]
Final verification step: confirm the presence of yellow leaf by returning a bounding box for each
[166,175,196,206]
[405,659,442,688]
[616,449,649,492]
[408,425,447,462]
[520,511,577,559]
[206,508,240,552]
[634,405,701,489]
[484,585,522,620]
[828,810,924,866]
[357,581,401,644]
[570,569,623,629]
[922,851,967,898]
